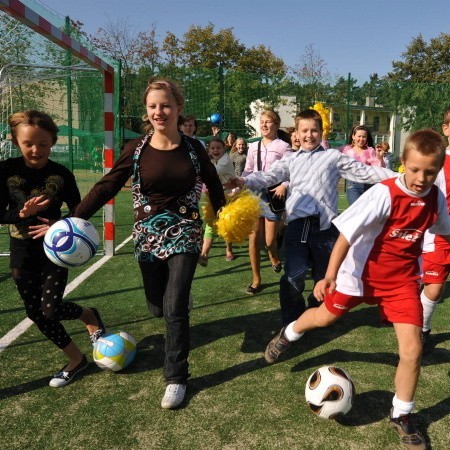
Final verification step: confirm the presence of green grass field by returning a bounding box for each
[1,188,449,450]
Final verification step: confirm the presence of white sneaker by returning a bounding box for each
[49,354,88,387]
[161,383,186,409]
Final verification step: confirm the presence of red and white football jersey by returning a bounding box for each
[423,150,450,252]
[333,176,450,296]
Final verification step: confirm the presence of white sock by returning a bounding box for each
[392,394,414,418]
[284,321,304,342]
[421,291,438,332]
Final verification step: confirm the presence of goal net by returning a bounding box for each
[0,3,116,255]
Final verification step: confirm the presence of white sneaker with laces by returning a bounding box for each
[161,383,186,409]
[49,354,88,388]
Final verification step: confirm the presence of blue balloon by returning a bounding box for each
[210,113,222,124]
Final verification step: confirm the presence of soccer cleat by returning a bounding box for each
[161,383,186,409]
[49,354,88,388]
[389,409,426,449]
[264,327,291,364]
[421,330,433,356]
[89,307,107,345]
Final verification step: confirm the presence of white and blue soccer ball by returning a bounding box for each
[43,217,99,268]
[93,331,137,372]
[305,366,354,419]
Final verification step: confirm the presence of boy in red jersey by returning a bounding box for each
[264,129,450,449]
[420,107,450,354]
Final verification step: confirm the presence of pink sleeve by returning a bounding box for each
[366,147,385,167]
[242,142,257,176]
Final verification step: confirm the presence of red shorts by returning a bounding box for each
[324,285,423,327]
[422,249,450,284]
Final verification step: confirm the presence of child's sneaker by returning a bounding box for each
[161,383,186,409]
[49,354,88,388]
[89,307,107,345]
[389,409,426,449]
[264,327,291,364]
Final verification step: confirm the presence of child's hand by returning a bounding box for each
[270,184,286,198]
[226,188,239,198]
[19,195,50,218]
[224,177,245,190]
[313,278,336,301]
[28,217,53,239]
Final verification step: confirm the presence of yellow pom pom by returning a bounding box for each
[201,193,216,225]
[216,189,262,243]
[310,102,331,138]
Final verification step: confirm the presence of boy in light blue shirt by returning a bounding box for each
[228,109,396,325]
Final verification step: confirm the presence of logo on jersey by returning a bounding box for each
[389,228,422,242]
[410,200,425,206]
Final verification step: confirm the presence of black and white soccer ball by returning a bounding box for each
[305,366,355,419]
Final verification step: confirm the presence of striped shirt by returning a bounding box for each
[243,145,396,230]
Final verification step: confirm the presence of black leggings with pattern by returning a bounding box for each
[12,260,83,349]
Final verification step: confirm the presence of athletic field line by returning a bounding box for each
[0,235,133,353]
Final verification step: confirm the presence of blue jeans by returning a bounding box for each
[346,181,374,205]
[279,217,339,325]
[139,253,198,384]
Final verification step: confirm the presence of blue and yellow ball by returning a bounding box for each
[93,331,137,372]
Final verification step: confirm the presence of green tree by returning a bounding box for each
[80,21,289,137]
[388,33,450,130]
[158,24,287,136]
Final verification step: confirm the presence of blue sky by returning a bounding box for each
[36,0,450,82]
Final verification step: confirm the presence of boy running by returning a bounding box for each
[226,109,395,324]
[264,129,450,449]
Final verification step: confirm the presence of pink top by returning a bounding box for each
[340,145,385,167]
[242,138,291,175]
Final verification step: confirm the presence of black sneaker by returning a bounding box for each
[264,328,291,364]
[421,330,433,356]
[90,307,107,345]
[389,409,426,449]
[49,354,88,388]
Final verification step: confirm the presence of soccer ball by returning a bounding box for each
[93,331,137,372]
[210,113,222,124]
[304,366,354,419]
[43,217,99,268]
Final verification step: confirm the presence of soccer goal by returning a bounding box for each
[0,0,118,256]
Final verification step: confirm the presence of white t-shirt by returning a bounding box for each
[212,153,235,185]
[333,176,450,296]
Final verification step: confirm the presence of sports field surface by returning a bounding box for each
[1,188,449,450]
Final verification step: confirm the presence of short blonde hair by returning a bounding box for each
[402,129,445,169]
[294,109,323,132]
